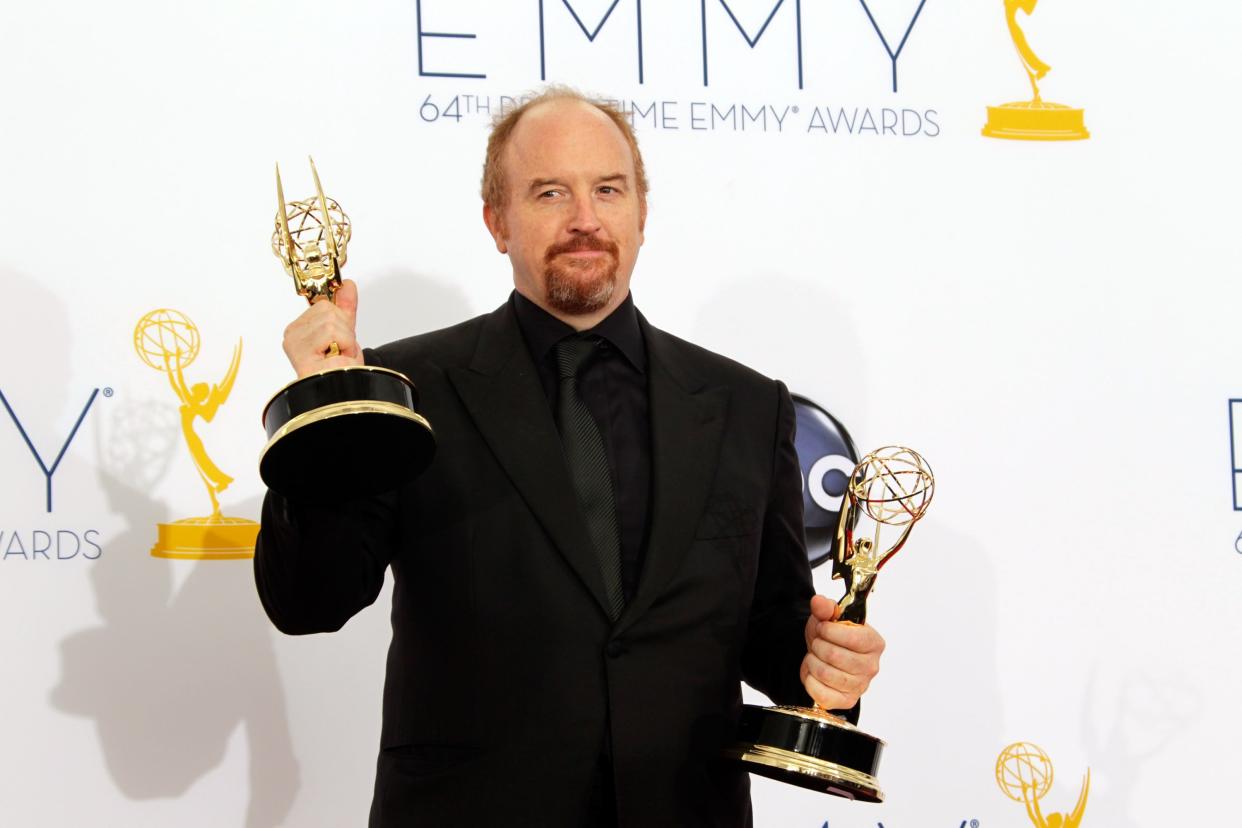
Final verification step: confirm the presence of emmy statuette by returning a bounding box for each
[723,446,935,801]
[135,308,259,558]
[982,0,1089,140]
[260,158,435,499]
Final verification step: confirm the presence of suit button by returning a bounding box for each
[606,640,625,658]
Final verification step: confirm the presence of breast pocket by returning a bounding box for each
[694,494,759,540]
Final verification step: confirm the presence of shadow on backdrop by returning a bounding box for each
[875,520,1004,805]
[359,268,479,349]
[1081,661,1200,827]
[0,272,72,416]
[50,394,300,828]
[689,275,868,428]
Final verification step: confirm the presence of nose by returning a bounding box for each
[567,194,602,235]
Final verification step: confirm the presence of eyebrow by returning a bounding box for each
[526,173,629,192]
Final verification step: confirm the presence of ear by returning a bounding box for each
[638,197,647,243]
[482,202,508,254]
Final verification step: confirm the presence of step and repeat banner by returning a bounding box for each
[2,1,1240,826]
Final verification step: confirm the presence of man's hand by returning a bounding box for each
[281,279,365,378]
[800,594,885,711]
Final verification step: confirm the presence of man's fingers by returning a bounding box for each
[809,637,878,680]
[317,322,360,358]
[803,653,869,701]
[809,594,839,622]
[282,297,363,378]
[805,595,841,648]
[290,315,358,357]
[800,665,859,711]
[802,616,884,708]
[817,620,886,655]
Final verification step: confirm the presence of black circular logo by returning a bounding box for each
[792,394,858,568]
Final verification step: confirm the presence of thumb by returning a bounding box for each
[810,594,840,622]
[334,278,359,319]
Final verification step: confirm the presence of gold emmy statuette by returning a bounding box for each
[983,0,1089,141]
[134,309,259,559]
[997,742,1090,828]
[260,158,436,500]
[724,446,935,801]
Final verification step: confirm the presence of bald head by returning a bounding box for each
[481,88,648,211]
[481,90,648,328]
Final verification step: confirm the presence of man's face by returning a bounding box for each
[484,99,646,317]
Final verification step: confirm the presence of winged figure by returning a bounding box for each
[1005,0,1053,101]
[164,340,242,517]
[1025,768,1090,828]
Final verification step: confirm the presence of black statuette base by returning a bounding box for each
[260,366,436,499]
[723,704,885,802]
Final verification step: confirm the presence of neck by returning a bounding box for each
[516,286,629,331]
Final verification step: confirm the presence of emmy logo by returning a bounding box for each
[996,742,1090,828]
[134,309,258,559]
[983,0,1089,141]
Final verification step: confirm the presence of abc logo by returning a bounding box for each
[792,394,857,568]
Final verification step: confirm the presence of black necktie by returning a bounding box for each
[555,335,626,620]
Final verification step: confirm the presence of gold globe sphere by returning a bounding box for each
[848,445,935,527]
[271,196,351,272]
[996,741,1054,802]
[134,308,200,372]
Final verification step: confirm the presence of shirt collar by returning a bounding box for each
[511,289,647,374]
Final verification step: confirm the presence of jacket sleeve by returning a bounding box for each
[254,488,398,635]
[740,380,860,724]
[253,347,401,635]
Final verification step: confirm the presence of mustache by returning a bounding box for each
[545,235,619,262]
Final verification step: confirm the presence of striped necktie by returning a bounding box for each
[554,335,626,620]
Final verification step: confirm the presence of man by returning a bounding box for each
[256,87,885,827]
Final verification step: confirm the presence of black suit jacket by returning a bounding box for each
[255,300,823,827]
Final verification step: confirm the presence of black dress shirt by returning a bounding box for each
[511,290,652,604]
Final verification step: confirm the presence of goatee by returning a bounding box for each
[543,235,620,315]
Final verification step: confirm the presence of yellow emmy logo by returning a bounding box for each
[996,742,1090,828]
[134,309,258,560]
[983,0,1089,140]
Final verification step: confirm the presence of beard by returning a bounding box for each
[543,235,620,316]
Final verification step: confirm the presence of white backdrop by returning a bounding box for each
[2,1,1241,826]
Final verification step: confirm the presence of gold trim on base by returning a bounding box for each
[723,744,884,802]
[259,399,434,466]
[150,516,259,560]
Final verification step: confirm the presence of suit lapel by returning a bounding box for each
[446,303,615,619]
[618,318,729,633]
